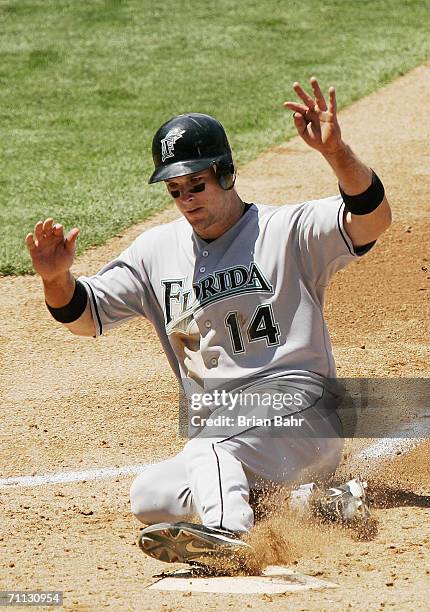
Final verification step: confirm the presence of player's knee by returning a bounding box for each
[129,470,156,520]
[130,469,181,524]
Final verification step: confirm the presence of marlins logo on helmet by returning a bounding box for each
[161,128,186,162]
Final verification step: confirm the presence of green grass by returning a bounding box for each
[1,0,430,274]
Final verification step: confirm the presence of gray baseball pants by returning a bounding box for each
[130,383,343,533]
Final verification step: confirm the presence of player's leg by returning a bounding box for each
[133,443,256,569]
[220,418,344,493]
[216,411,371,526]
[130,453,195,524]
[179,401,343,534]
[181,436,254,534]
[135,422,343,569]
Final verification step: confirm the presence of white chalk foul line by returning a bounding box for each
[357,437,421,460]
[357,420,428,461]
[0,463,147,489]
[1,422,427,490]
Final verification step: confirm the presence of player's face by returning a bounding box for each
[165,168,239,239]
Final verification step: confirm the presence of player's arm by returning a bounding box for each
[284,77,392,247]
[322,143,391,246]
[25,218,96,336]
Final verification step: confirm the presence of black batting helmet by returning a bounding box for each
[148,113,236,190]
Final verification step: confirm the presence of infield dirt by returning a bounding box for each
[1,64,429,610]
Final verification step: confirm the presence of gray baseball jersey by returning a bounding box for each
[81,195,374,533]
[79,195,371,390]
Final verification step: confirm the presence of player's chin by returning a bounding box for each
[185,209,209,227]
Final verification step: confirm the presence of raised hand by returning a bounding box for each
[283,77,342,155]
[25,218,80,282]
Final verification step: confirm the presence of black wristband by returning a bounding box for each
[46,279,88,323]
[339,169,385,215]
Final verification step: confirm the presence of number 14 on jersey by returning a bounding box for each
[225,304,281,354]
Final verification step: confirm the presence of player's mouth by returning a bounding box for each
[185,206,204,216]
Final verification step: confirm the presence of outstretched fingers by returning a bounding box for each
[310,76,327,111]
[292,81,316,109]
[34,220,44,243]
[25,232,36,251]
[42,218,54,236]
[52,223,65,239]
[283,101,309,115]
[26,219,79,253]
[328,86,337,114]
[283,77,341,153]
[33,218,55,245]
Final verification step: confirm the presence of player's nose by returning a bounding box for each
[178,187,196,202]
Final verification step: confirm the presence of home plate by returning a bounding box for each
[147,565,338,594]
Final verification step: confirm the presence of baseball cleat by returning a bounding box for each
[315,478,371,523]
[290,478,371,523]
[138,521,252,568]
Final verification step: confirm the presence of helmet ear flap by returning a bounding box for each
[214,161,236,190]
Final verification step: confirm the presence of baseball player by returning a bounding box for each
[26,78,391,570]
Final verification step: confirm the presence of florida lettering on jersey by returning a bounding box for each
[80,198,367,380]
[162,262,273,327]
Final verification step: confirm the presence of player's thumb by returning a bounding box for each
[65,227,80,253]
